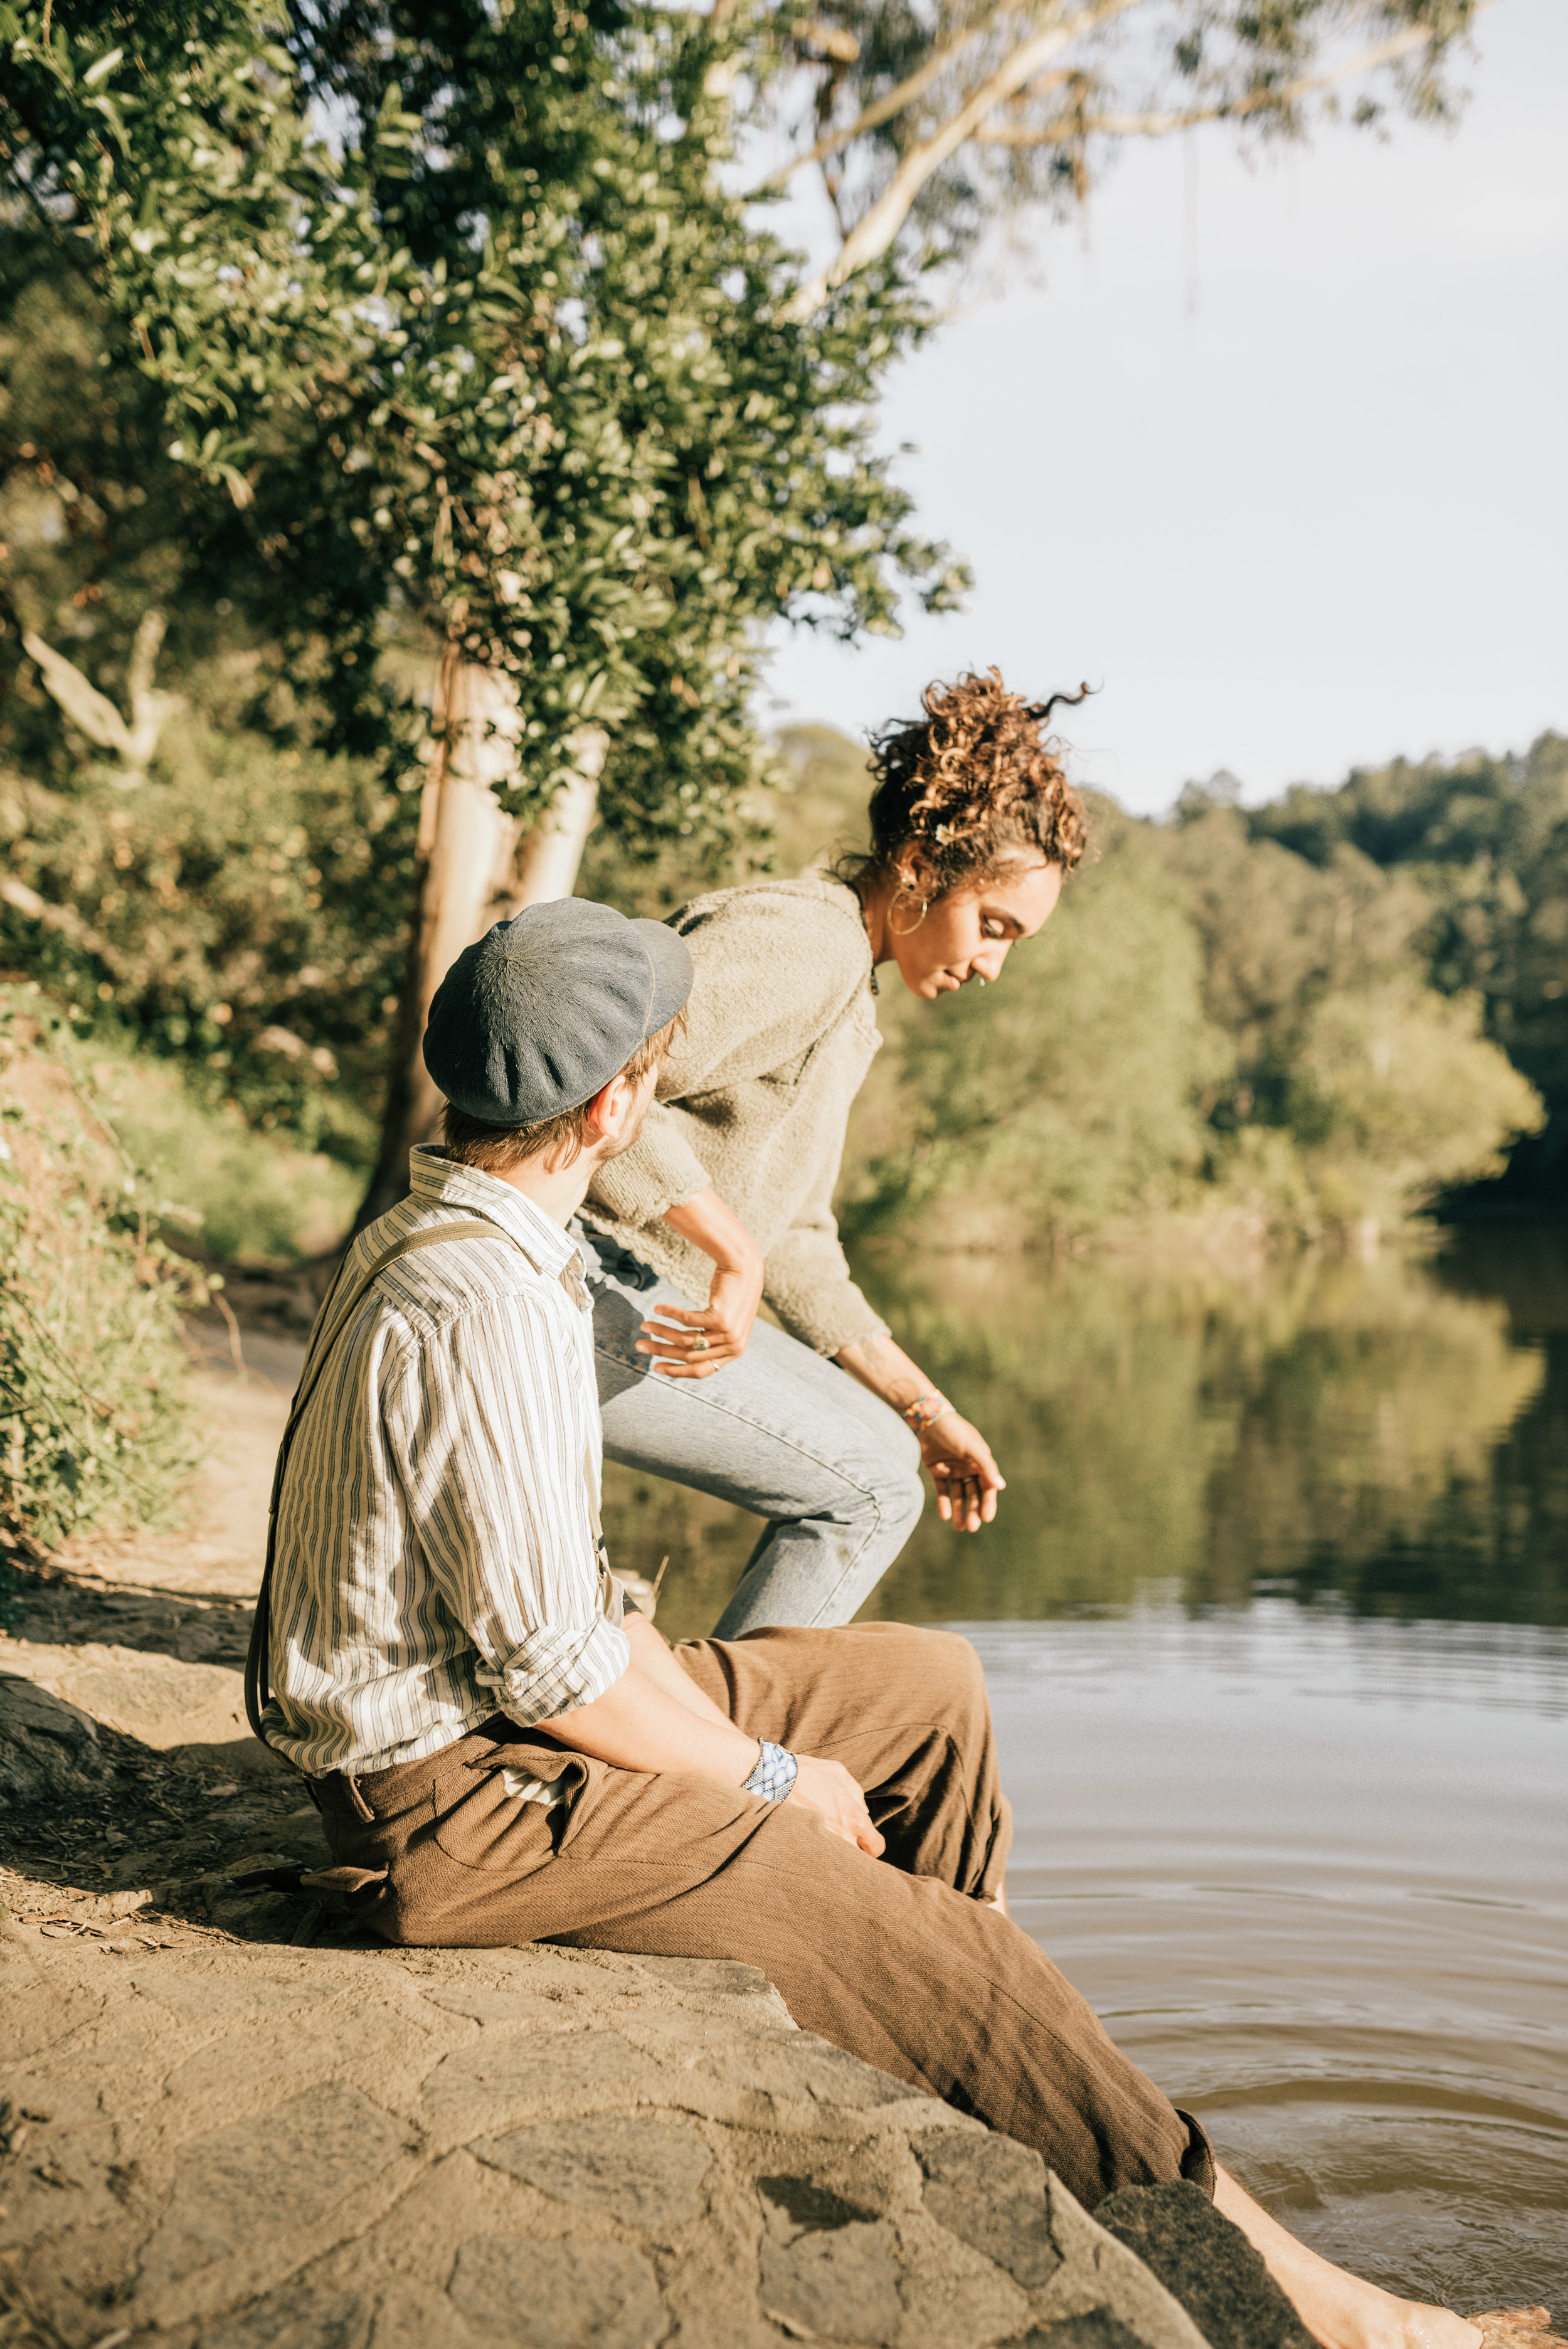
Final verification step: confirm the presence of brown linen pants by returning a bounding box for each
[308,1623,1212,2212]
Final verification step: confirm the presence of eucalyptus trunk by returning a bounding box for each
[356,652,605,1231]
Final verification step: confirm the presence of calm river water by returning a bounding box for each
[604,1226,1568,2315]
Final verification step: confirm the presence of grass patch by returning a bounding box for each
[0,989,211,1561]
[80,1031,361,1264]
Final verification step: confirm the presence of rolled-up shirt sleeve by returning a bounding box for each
[389,1294,630,1727]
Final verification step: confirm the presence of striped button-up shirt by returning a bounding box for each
[262,1148,631,1776]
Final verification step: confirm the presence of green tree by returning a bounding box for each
[0,722,420,1156]
[0,255,424,1157]
[1249,734,1568,1202]
[1,0,963,1215]
[0,258,238,788]
[1158,800,1543,1236]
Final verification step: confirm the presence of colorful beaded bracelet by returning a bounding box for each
[901,1391,952,1434]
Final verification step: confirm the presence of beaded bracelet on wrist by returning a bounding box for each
[901,1391,951,1434]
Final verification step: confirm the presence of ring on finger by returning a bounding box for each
[691,1334,710,1354]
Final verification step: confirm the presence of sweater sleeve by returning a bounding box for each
[583,1100,712,1228]
[585,887,867,1230]
[760,1140,889,1357]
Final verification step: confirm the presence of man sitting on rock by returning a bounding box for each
[252,898,1481,2349]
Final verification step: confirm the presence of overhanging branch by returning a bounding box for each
[776,0,1144,322]
[972,6,1496,146]
[750,0,1018,194]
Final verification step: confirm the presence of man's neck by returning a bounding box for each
[489,1149,600,1231]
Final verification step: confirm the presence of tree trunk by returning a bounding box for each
[355,653,607,1233]
[504,724,607,915]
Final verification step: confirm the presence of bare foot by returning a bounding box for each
[1465,2315,1567,2349]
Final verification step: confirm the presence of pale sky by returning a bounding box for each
[758,0,1568,815]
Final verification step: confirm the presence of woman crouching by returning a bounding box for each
[570,667,1083,1634]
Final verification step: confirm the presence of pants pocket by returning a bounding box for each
[428,1749,593,1872]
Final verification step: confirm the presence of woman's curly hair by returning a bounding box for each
[848,669,1089,898]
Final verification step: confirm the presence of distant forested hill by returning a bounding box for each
[1246,735,1568,1209]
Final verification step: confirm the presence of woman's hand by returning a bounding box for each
[835,1336,1007,1534]
[790,1755,886,1856]
[920,1411,1005,1533]
[638,1261,763,1379]
[642,1187,765,1378]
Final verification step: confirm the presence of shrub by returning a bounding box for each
[80,1035,361,1264]
[0,715,420,1160]
[0,988,209,1562]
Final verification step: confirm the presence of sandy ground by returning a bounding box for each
[0,1316,329,1939]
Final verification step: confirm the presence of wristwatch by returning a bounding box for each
[742,1739,798,1803]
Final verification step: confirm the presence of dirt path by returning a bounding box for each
[0,1314,331,1941]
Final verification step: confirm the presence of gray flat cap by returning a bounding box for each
[423,897,693,1128]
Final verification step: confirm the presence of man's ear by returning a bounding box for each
[581,1078,619,1143]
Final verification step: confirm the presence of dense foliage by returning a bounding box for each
[0,721,418,1151]
[0,988,209,1562]
[0,0,961,852]
[0,4,1549,1272]
[1248,733,1568,1200]
[1160,794,1545,1233]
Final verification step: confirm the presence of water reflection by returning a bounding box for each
[607,1227,1568,1636]
[602,1226,1568,2311]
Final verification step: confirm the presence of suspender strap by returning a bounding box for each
[243,1219,534,1756]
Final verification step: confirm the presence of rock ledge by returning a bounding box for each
[3,1922,1220,2349]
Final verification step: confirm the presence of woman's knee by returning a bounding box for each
[869,1413,924,1535]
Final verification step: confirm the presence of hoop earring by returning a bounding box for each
[889,894,930,938]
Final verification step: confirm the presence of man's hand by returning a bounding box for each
[921,1411,1005,1533]
[643,1187,765,1377]
[791,1756,885,1856]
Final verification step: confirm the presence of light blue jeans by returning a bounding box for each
[574,1224,924,1638]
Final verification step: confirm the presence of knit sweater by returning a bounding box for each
[581,876,888,1356]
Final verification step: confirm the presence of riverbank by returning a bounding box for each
[3,1915,1224,2349]
[1,1312,1554,2349]
[0,1317,1256,2349]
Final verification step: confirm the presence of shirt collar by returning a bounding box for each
[408,1147,585,1295]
